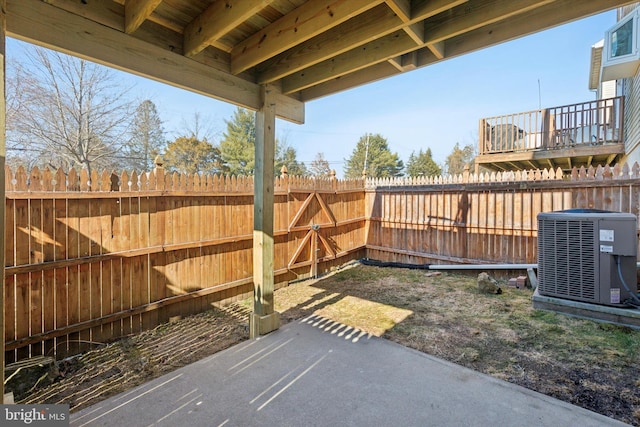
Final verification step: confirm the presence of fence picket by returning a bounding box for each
[6,163,640,362]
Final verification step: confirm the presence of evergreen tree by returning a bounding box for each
[406,148,441,177]
[344,133,403,179]
[309,152,332,177]
[219,107,306,176]
[445,142,475,175]
[125,100,165,171]
[276,144,308,176]
[219,108,256,175]
[163,135,225,174]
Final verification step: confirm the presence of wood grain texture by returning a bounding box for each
[7,163,640,360]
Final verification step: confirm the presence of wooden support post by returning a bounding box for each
[250,85,280,338]
[0,0,6,405]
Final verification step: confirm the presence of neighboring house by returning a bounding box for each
[475,6,640,173]
[605,3,640,167]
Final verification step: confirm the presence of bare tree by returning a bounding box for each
[9,45,134,175]
[309,152,332,177]
[178,112,218,142]
[6,61,40,169]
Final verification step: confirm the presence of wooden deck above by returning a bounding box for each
[475,143,625,172]
[7,1,635,124]
[476,96,626,172]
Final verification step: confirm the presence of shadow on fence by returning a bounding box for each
[4,165,366,363]
[7,161,640,363]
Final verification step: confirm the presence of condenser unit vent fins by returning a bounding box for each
[537,209,637,306]
[539,218,596,302]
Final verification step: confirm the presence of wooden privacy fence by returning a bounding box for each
[6,161,640,363]
[4,165,365,362]
[366,163,640,266]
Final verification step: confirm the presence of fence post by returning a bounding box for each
[154,155,165,191]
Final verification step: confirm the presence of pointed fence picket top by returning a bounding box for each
[147,169,156,190]
[15,166,27,191]
[6,160,640,364]
[5,162,640,194]
[42,168,53,191]
[363,163,640,188]
[121,171,130,191]
[129,170,138,191]
[90,170,98,191]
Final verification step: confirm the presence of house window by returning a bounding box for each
[611,18,633,58]
[601,9,640,81]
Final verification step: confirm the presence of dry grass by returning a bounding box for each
[272,264,640,426]
[18,262,640,425]
[18,305,250,412]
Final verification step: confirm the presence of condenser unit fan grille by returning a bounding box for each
[538,218,596,301]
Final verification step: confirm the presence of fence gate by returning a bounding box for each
[287,191,337,277]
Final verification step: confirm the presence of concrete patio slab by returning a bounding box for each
[70,316,629,426]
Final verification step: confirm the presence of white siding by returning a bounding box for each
[622,72,640,155]
[619,4,640,160]
[601,80,616,98]
[620,4,640,18]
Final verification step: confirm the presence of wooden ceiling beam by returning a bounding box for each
[257,0,465,84]
[427,41,445,59]
[401,51,418,70]
[8,0,304,123]
[184,0,273,58]
[231,0,384,75]
[300,61,401,101]
[387,57,404,71]
[282,30,418,93]
[124,0,162,34]
[385,0,425,45]
[299,47,447,101]
[257,5,400,84]
[43,0,124,30]
[285,0,553,93]
[387,51,418,72]
[423,0,556,45]
[403,22,426,45]
[39,0,236,74]
[412,0,470,19]
[385,0,411,21]
[440,0,633,61]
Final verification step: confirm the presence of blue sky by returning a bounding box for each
[8,10,617,177]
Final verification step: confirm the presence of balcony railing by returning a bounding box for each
[479,96,624,155]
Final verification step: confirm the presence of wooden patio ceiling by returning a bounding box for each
[6,0,634,123]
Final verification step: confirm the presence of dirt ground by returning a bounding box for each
[17,263,640,425]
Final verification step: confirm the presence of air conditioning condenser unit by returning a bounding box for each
[537,210,637,306]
